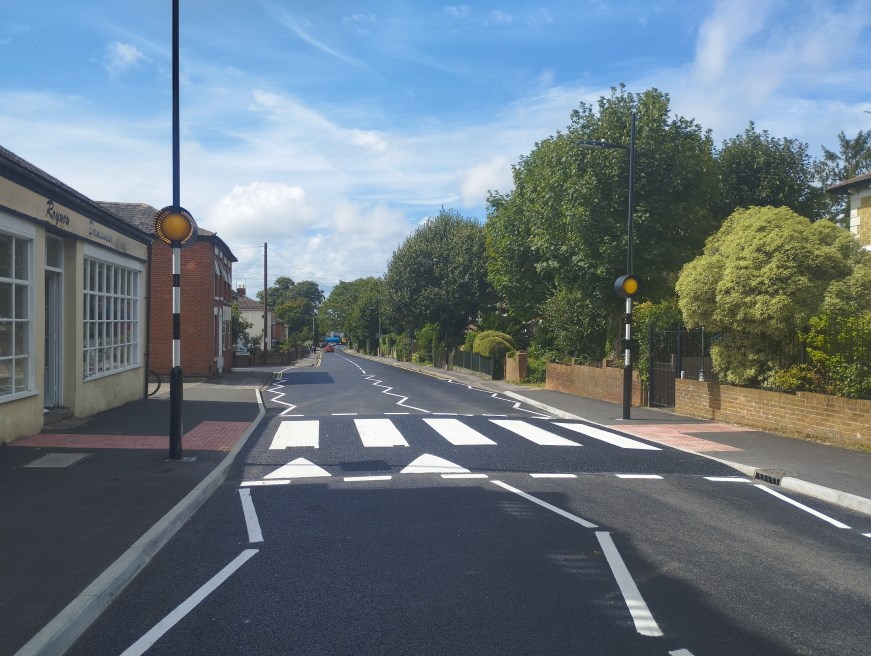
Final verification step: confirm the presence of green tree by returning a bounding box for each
[260,277,324,333]
[675,206,860,385]
[486,85,718,361]
[715,122,826,221]
[816,129,871,227]
[383,208,493,345]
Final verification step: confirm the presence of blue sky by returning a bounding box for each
[2,0,870,297]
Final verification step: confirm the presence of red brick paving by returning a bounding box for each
[12,421,250,452]
[606,422,749,452]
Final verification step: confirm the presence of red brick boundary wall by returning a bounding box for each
[505,352,528,382]
[676,379,871,449]
[546,362,646,406]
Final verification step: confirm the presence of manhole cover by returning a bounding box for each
[24,453,90,468]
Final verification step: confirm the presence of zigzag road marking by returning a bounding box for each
[445,379,551,418]
[265,380,299,417]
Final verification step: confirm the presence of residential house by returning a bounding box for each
[233,287,274,351]
[827,171,871,250]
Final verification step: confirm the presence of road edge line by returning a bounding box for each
[13,390,267,656]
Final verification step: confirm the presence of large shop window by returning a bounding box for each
[83,258,140,379]
[0,231,32,399]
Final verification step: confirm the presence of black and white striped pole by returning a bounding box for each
[153,0,197,460]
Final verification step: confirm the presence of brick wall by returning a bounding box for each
[505,352,528,381]
[148,239,230,378]
[675,379,871,449]
[546,362,646,406]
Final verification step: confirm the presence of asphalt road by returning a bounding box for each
[67,349,871,656]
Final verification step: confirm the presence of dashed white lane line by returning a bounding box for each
[670,649,696,655]
[615,474,663,479]
[119,549,259,656]
[237,488,263,543]
[344,475,392,482]
[530,473,577,479]
[441,473,488,479]
[240,480,290,487]
[491,480,597,528]
[595,531,664,637]
[705,476,750,482]
[754,485,851,529]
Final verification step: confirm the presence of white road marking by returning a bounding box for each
[240,480,290,487]
[754,485,851,529]
[670,649,696,655]
[491,480,597,528]
[433,412,458,415]
[705,476,750,482]
[863,533,871,539]
[423,418,497,445]
[344,475,392,482]
[332,412,358,416]
[269,420,319,449]
[554,422,660,450]
[265,457,332,480]
[490,420,582,446]
[355,418,410,447]
[529,473,577,479]
[119,549,258,656]
[441,473,488,479]
[361,372,431,413]
[401,454,470,474]
[595,532,663,637]
[237,488,263,543]
[384,412,409,415]
[615,474,663,479]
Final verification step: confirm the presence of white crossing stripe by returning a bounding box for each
[554,422,660,450]
[530,473,577,479]
[616,474,663,479]
[489,419,581,446]
[423,418,497,445]
[355,418,410,447]
[269,420,319,449]
[264,457,331,479]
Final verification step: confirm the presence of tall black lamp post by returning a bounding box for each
[578,111,639,420]
[153,0,197,459]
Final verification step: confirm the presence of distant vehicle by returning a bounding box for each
[324,336,341,344]
[324,345,335,353]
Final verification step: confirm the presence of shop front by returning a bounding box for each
[0,146,151,443]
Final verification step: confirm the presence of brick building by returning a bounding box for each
[99,203,237,378]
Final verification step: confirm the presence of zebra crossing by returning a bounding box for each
[267,416,661,451]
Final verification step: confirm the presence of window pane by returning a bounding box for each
[14,322,27,355]
[0,323,11,356]
[47,238,63,269]
[0,360,11,396]
[0,283,11,319]
[14,239,28,279]
[13,356,27,391]
[0,235,11,278]
[14,284,27,319]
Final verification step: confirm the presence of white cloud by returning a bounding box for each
[104,41,148,77]
[459,156,513,206]
[486,10,513,26]
[444,6,471,19]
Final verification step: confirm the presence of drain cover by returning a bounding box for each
[24,453,90,468]
[754,469,794,485]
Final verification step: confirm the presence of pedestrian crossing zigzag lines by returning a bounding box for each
[443,379,551,418]
[361,374,431,413]
[265,381,299,416]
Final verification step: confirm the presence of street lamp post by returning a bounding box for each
[578,111,637,420]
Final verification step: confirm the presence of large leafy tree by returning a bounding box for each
[258,276,324,334]
[486,85,718,360]
[815,129,871,226]
[320,277,383,342]
[383,208,493,345]
[676,206,860,386]
[715,122,826,221]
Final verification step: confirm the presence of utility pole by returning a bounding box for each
[263,243,268,353]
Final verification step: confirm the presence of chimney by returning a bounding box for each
[236,286,246,297]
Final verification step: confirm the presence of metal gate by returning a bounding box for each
[648,325,714,408]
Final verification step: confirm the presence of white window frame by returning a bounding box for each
[82,244,144,380]
[0,214,36,403]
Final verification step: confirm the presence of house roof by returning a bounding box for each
[97,201,237,261]
[827,171,871,195]
[0,144,150,244]
[234,294,265,311]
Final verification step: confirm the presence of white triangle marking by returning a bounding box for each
[264,457,331,479]
[401,453,470,475]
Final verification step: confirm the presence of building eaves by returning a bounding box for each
[827,171,871,195]
[0,144,151,244]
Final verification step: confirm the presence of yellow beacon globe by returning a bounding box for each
[154,207,197,245]
[614,274,640,298]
